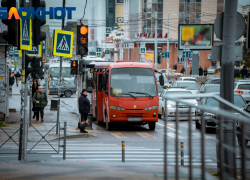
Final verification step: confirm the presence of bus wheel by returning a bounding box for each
[148,122,156,130]
[97,121,103,125]
[106,116,113,131]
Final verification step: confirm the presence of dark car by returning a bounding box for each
[204,78,220,84]
[195,93,246,132]
[41,79,76,97]
[197,84,220,94]
[236,103,250,146]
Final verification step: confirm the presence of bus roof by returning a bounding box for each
[93,62,153,70]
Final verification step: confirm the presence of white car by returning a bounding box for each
[159,88,198,118]
[172,81,199,95]
[177,77,198,83]
[234,82,250,103]
[207,67,216,74]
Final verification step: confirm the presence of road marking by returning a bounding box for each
[164,132,185,139]
[110,132,128,139]
[24,148,162,151]
[136,132,156,139]
[157,123,182,133]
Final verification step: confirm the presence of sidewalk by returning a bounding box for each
[0,159,218,180]
[5,84,100,141]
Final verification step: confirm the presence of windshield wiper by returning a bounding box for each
[117,93,137,99]
[128,92,153,99]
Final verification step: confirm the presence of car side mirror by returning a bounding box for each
[159,75,164,86]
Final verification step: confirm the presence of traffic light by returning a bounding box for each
[25,55,34,82]
[32,0,46,46]
[1,0,18,46]
[31,57,44,79]
[70,60,78,74]
[77,25,88,56]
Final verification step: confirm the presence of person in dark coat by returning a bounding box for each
[32,79,39,119]
[240,66,248,80]
[181,67,185,74]
[204,67,208,76]
[199,66,203,76]
[78,89,90,133]
[9,71,14,96]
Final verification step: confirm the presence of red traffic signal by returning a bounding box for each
[70,60,78,75]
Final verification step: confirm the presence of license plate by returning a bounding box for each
[128,118,141,122]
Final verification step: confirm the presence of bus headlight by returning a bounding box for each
[145,106,158,111]
[110,106,125,111]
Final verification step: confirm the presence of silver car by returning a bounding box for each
[234,82,250,103]
[41,79,76,97]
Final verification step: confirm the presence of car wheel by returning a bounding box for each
[237,133,248,146]
[195,121,200,129]
[148,122,156,130]
[64,90,72,97]
[105,115,113,131]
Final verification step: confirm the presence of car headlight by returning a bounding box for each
[110,106,125,111]
[145,106,158,111]
[204,112,216,117]
[195,103,198,106]
[167,104,175,108]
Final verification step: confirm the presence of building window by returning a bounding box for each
[106,0,115,29]
[178,0,202,24]
[142,0,163,35]
[217,0,224,15]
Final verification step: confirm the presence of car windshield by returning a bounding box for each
[183,79,197,82]
[177,83,199,90]
[206,95,245,106]
[110,68,157,97]
[205,86,220,93]
[49,67,74,78]
[165,91,192,96]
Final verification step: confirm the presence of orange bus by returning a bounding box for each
[91,61,164,131]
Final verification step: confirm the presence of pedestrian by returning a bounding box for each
[14,68,21,86]
[78,89,90,133]
[240,66,248,80]
[204,67,208,76]
[199,66,203,76]
[32,79,39,119]
[32,86,48,122]
[9,70,14,96]
[181,67,185,74]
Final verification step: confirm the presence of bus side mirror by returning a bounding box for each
[102,75,107,87]
[159,75,164,86]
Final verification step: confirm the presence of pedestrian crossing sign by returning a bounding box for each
[20,12,32,50]
[53,29,74,57]
[27,42,43,57]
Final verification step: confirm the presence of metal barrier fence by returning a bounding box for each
[162,94,250,180]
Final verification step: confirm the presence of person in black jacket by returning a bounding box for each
[199,66,203,76]
[78,89,90,133]
[240,66,248,80]
[204,67,208,76]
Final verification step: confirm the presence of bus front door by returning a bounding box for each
[96,72,104,122]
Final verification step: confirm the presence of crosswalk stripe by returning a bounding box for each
[136,132,156,139]
[23,148,162,151]
[157,123,182,133]
[110,132,129,139]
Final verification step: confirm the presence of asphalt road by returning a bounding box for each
[1,93,249,174]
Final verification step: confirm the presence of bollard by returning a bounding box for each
[122,141,125,162]
[63,122,67,160]
[181,142,184,165]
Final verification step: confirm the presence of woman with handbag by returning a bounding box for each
[32,79,39,119]
[32,86,48,122]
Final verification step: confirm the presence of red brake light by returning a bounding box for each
[235,90,243,94]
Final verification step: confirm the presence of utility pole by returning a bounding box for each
[219,0,238,176]
[56,0,66,134]
[154,11,157,70]
[167,14,170,70]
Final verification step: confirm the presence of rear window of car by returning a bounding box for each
[206,95,245,106]
[205,86,220,93]
[177,83,199,90]
[183,79,197,82]
[237,84,250,90]
[211,79,220,84]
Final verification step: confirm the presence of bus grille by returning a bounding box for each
[121,113,147,118]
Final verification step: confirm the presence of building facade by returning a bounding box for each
[123,0,224,72]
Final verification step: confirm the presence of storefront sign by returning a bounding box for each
[136,33,168,39]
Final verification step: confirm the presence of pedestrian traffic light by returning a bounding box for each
[70,60,78,74]
[32,0,46,46]
[1,0,18,46]
[25,55,34,82]
[77,25,88,56]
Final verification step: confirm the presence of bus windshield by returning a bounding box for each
[110,68,157,97]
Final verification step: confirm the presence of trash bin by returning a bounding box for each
[50,100,58,110]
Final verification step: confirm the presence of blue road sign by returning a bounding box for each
[106,27,112,34]
[20,15,32,50]
[140,47,146,54]
[27,43,42,57]
[89,52,96,56]
[97,48,101,52]
[53,30,74,57]
[161,52,169,58]
[105,50,110,54]
[183,51,191,58]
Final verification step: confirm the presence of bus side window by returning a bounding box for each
[98,74,103,91]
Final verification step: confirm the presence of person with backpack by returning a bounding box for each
[14,69,21,86]
[78,89,90,133]
[32,86,48,122]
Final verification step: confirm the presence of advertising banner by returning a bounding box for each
[145,52,154,65]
